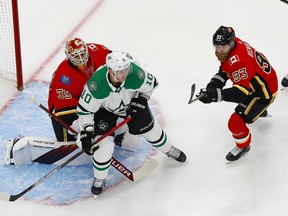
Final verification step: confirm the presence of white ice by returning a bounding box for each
[1,0,288,215]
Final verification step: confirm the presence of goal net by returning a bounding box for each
[0,0,23,91]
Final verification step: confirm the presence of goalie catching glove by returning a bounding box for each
[77,125,99,155]
[197,87,223,104]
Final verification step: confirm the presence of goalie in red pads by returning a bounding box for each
[4,38,138,166]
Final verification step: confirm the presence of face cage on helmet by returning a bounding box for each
[66,46,89,66]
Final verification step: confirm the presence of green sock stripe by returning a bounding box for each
[152,133,167,148]
[93,163,110,171]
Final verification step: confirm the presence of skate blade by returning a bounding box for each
[225,152,249,164]
[259,114,272,118]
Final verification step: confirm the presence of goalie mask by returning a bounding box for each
[106,51,131,81]
[65,38,89,66]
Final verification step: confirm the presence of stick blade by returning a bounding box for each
[132,159,158,182]
[0,192,11,201]
[188,83,196,104]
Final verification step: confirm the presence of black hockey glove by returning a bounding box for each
[127,96,148,119]
[79,126,98,155]
[198,87,223,104]
[126,96,154,135]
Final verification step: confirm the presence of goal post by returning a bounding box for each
[0,0,24,91]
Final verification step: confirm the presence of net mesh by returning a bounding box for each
[0,0,18,86]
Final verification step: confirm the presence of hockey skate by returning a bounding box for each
[281,74,288,87]
[4,138,20,165]
[259,110,271,118]
[91,178,105,196]
[226,145,250,163]
[166,146,187,162]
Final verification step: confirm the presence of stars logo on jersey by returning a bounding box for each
[88,81,98,92]
[60,75,71,85]
[137,69,145,80]
[229,55,239,66]
[107,100,130,115]
[97,120,109,131]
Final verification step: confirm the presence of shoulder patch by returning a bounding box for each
[88,81,98,92]
[137,69,145,80]
[60,75,71,85]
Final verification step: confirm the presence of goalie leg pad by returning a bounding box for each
[5,137,32,166]
[4,138,19,165]
[121,130,139,151]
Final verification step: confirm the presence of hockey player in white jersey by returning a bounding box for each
[76,51,187,196]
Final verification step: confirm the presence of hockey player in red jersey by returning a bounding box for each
[197,26,278,162]
[5,38,139,166]
[48,38,111,141]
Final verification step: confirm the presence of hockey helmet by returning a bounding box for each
[213,26,235,45]
[106,51,131,77]
[65,38,89,66]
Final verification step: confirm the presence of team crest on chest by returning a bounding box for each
[137,69,145,80]
[88,81,97,92]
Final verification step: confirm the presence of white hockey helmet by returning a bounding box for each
[106,51,131,78]
[65,38,89,66]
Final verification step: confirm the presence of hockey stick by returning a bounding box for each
[29,96,158,181]
[280,0,288,5]
[188,95,204,104]
[188,83,204,104]
[0,116,130,202]
[187,83,196,104]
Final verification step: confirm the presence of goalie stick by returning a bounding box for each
[0,97,158,202]
[29,95,158,178]
[0,116,130,202]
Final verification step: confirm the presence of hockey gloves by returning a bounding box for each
[198,87,223,104]
[126,96,154,134]
[79,125,98,155]
[127,96,148,118]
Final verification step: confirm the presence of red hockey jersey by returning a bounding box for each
[221,37,278,99]
[48,43,111,116]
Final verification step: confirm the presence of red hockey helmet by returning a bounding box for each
[65,38,89,66]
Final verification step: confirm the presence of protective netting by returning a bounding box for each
[0,0,18,86]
